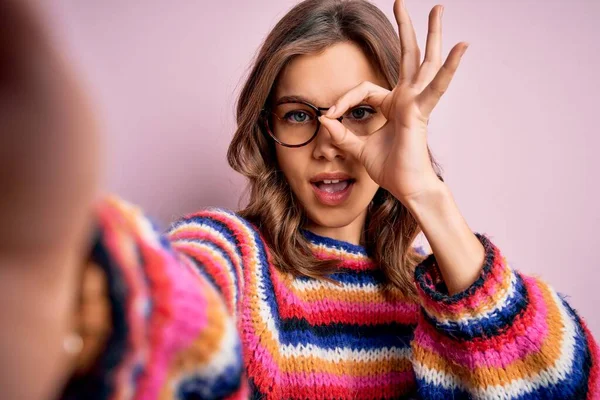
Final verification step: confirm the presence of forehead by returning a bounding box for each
[274,41,387,106]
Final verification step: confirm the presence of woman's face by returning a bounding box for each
[273,41,387,241]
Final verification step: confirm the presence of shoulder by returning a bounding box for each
[168,207,265,249]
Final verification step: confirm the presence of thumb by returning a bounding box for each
[318,116,365,160]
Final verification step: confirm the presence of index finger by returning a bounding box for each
[325,81,391,119]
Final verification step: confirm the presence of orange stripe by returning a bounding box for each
[281,354,412,376]
[281,274,412,303]
[159,274,230,399]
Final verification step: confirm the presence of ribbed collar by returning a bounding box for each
[302,229,378,271]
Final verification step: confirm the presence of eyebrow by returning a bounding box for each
[274,94,371,109]
[275,95,319,106]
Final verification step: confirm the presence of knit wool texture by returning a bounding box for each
[77,197,599,400]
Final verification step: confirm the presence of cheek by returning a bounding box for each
[275,147,310,191]
[352,169,380,208]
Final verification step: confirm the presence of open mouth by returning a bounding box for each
[313,179,354,193]
[310,177,356,206]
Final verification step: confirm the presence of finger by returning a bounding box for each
[393,0,421,82]
[325,81,391,119]
[417,42,468,116]
[416,5,444,87]
[318,116,365,161]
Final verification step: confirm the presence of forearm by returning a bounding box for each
[404,182,485,295]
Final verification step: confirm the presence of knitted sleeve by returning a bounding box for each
[410,233,599,399]
[73,196,251,400]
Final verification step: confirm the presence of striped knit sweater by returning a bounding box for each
[73,196,599,400]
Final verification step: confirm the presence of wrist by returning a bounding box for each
[401,180,453,221]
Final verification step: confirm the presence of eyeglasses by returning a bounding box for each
[260,100,387,148]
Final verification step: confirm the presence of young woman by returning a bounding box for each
[0,0,598,399]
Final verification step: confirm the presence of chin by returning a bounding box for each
[303,201,367,229]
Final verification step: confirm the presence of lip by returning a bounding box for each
[310,172,355,206]
[309,171,353,183]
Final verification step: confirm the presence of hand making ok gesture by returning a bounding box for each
[319,0,469,205]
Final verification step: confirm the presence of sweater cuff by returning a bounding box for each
[414,233,526,341]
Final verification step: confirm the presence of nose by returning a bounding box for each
[311,122,345,161]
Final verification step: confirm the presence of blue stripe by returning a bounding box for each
[279,318,415,350]
[294,268,387,285]
[176,343,244,400]
[302,229,369,256]
[415,378,471,399]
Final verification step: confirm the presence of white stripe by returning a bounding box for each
[291,279,380,293]
[309,243,369,260]
[280,343,412,363]
[172,314,241,397]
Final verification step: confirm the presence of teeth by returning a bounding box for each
[323,179,341,184]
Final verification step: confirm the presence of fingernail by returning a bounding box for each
[440,5,444,19]
[325,106,336,117]
[461,43,469,55]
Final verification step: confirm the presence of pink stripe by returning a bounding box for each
[270,261,418,322]
[272,275,418,325]
[135,241,210,399]
[286,370,414,388]
[174,241,236,312]
[311,248,376,271]
[414,275,551,369]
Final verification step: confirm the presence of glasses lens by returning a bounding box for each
[268,102,318,146]
[266,103,387,147]
[340,106,387,137]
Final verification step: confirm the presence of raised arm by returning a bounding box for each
[0,1,100,398]
[0,1,249,398]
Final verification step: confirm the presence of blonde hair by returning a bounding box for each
[227,0,442,297]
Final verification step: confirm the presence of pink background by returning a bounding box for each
[45,0,599,334]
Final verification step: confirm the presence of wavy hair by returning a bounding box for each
[227,0,442,297]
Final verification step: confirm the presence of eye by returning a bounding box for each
[347,106,376,121]
[284,111,314,123]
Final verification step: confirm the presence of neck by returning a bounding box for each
[305,208,368,246]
